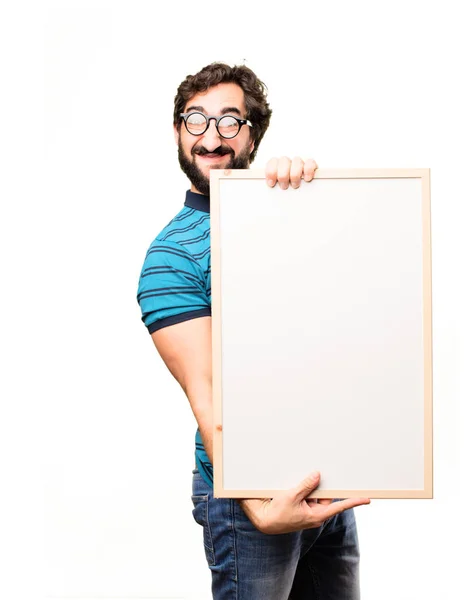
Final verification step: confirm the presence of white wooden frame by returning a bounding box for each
[210,169,432,499]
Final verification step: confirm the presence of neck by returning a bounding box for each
[190,184,204,195]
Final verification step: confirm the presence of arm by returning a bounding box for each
[151,315,214,464]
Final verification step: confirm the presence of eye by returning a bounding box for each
[218,116,239,133]
[187,113,206,126]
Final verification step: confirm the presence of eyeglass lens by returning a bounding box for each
[186,113,240,138]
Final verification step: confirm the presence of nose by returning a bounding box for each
[201,118,221,152]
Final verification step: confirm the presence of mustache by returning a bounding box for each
[193,145,234,157]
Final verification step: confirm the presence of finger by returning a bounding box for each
[316,497,371,522]
[292,471,321,503]
[303,158,318,182]
[277,156,291,190]
[289,156,304,189]
[265,157,279,187]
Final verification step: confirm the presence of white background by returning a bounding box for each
[0,0,471,599]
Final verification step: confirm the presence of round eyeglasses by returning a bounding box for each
[180,112,253,139]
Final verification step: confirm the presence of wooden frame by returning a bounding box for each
[210,169,432,499]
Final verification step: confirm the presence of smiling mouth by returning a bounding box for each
[198,152,230,159]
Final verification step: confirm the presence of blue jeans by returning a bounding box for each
[191,469,360,599]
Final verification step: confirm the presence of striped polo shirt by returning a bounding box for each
[137,190,213,487]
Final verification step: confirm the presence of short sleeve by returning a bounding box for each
[137,239,211,334]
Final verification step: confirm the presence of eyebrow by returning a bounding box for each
[185,105,243,117]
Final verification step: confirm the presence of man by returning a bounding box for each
[137,62,370,599]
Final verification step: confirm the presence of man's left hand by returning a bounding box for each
[265,156,318,190]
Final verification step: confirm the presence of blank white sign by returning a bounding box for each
[210,169,432,499]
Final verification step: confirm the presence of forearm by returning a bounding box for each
[183,378,214,464]
[187,376,257,522]
[150,317,214,463]
[186,381,262,527]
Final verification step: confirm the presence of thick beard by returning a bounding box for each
[178,137,252,196]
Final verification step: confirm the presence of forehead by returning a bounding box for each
[184,82,246,114]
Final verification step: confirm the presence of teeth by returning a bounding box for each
[197,153,228,159]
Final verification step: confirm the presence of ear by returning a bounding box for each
[247,135,255,158]
[173,124,179,146]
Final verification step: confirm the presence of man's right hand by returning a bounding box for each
[238,472,370,535]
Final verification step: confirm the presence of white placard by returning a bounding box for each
[210,169,432,499]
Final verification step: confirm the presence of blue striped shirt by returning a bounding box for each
[137,190,213,487]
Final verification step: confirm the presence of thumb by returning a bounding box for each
[292,471,321,502]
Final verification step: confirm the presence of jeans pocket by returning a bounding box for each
[191,494,216,566]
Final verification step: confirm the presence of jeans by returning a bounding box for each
[191,469,360,600]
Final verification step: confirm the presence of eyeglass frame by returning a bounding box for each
[179,111,253,139]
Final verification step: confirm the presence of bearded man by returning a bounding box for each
[137,62,369,600]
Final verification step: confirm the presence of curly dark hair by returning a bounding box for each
[173,62,272,163]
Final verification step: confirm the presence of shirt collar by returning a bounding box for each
[184,189,210,213]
